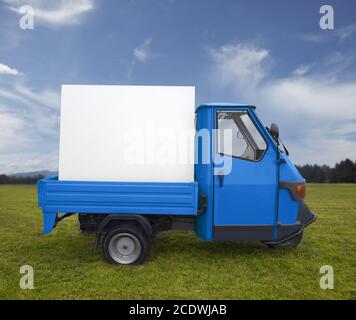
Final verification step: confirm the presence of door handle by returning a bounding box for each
[219,171,224,187]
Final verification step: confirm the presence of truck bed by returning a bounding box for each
[38,176,198,216]
[38,177,198,234]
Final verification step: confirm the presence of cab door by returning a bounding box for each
[213,109,278,241]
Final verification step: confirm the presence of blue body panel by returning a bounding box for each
[277,152,305,225]
[195,107,214,240]
[38,176,198,234]
[277,189,300,224]
[279,152,304,181]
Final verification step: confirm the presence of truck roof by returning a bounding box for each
[196,103,256,112]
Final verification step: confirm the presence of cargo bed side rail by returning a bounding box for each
[37,177,199,235]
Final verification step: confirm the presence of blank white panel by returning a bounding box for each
[59,85,195,182]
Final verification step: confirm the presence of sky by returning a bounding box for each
[0,0,356,174]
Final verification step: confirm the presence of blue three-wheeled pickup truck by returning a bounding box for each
[38,103,316,265]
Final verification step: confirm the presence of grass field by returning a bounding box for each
[0,184,355,300]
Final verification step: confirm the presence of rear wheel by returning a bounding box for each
[264,231,303,249]
[103,225,149,265]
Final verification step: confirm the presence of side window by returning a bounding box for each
[218,111,267,161]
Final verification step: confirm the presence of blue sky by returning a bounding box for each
[0,0,356,173]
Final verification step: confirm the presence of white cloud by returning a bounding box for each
[0,112,25,141]
[0,84,60,110]
[0,88,31,105]
[300,34,325,43]
[301,23,356,43]
[336,24,356,41]
[128,37,158,79]
[292,64,310,77]
[14,84,60,109]
[3,0,94,27]
[133,38,153,63]
[318,52,356,78]
[209,42,356,165]
[0,151,59,174]
[209,43,270,89]
[0,63,19,75]
[0,80,60,174]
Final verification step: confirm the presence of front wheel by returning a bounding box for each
[263,231,303,249]
[103,225,149,265]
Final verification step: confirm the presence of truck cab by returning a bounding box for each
[195,103,316,244]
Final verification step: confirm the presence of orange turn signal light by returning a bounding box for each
[296,185,306,199]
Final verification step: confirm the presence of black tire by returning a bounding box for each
[264,231,303,249]
[103,225,149,265]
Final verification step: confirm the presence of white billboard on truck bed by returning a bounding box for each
[59,85,195,183]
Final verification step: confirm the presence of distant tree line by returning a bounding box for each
[0,158,355,184]
[297,159,356,183]
[0,174,45,184]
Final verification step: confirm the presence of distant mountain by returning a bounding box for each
[10,170,58,178]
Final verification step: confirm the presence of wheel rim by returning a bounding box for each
[108,233,141,264]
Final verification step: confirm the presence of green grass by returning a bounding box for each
[0,184,355,300]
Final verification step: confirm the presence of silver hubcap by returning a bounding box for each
[108,233,141,264]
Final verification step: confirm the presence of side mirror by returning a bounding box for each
[269,123,279,141]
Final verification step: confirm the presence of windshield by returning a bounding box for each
[251,110,289,155]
